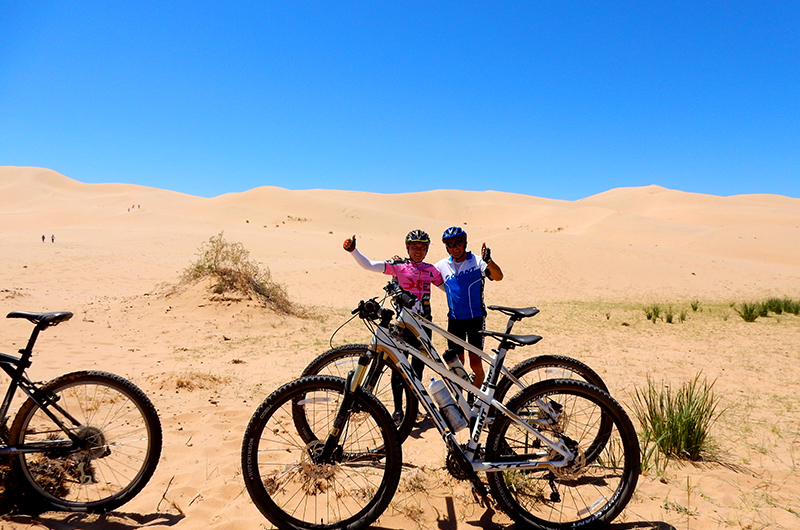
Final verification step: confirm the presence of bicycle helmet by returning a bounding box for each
[405,229,431,246]
[442,226,467,242]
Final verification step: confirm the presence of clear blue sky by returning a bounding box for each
[2,1,798,200]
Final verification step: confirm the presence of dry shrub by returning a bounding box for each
[182,232,308,316]
[148,372,231,392]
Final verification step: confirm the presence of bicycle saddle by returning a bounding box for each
[487,305,540,320]
[7,311,74,327]
[479,330,543,347]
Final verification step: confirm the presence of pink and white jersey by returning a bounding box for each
[349,248,443,317]
[383,259,443,317]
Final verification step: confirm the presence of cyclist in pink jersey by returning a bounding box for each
[343,230,443,424]
[343,231,443,319]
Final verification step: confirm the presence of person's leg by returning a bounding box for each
[466,316,486,387]
[402,328,425,381]
[390,330,426,421]
[390,370,404,417]
[447,318,467,366]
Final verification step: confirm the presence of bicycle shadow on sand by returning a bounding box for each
[368,494,675,530]
[370,490,677,530]
[0,511,184,529]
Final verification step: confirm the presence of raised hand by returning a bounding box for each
[343,234,357,252]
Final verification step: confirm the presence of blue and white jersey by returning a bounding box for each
[435,252,489,320]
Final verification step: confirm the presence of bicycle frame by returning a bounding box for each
[0,323,84,454]
[359,299,575,475]
[357,303,531,412]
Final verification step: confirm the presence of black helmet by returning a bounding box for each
[405,229,431,246]
[442,226,467,242]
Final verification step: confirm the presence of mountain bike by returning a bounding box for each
[242,282,640,530]
[302,287,608,442]
[0,311,162,512]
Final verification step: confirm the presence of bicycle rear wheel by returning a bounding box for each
[9,371,162,512]
[242,375,402,530]
[302,344,418,442]
[485,379,639,529]
[495,355,608,403]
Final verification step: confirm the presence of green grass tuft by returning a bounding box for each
[735,302,760,322]
[644,303,662,323]
[734,297,800,321]
[633,373,722,462]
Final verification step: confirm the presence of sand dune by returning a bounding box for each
[1,166,799,529]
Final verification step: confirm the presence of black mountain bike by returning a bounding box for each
[0,311,162,512]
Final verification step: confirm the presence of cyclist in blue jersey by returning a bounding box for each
[435,226,503,387]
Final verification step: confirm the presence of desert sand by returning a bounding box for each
[1,166,799,529]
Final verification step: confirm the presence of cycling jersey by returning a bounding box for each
[349,248,443,318]
[435,252,489,320]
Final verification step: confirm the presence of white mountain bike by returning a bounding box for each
[301,285,609,442]
[241,281,639,530]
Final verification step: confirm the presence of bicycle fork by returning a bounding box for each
[317,350,374,463]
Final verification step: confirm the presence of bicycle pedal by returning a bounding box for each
[470,482,492,508]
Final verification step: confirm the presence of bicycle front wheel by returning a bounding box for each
[485,379,640,529]
[302,344,418,442]
[9,371,162,512]
[242,375,402,530]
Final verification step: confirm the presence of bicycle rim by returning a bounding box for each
[496,355,609,404]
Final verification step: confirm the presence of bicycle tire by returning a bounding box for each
[9,371,162,513]
[485,379,640,529]
[301,344,418,442]
[494,357,613,457]
[242,375,402,530]
[495,355,609,403]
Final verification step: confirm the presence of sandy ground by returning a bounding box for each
[1,166,799,529]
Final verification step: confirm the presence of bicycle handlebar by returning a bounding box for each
[383,279,417,310]
[353,299,382,320]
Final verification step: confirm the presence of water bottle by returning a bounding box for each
[442,349,470,382]
[428,378,468,432]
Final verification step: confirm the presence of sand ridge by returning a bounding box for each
[1,166,799,529]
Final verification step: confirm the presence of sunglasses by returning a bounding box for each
[445,240,466,248]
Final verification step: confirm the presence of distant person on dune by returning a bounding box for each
[343,230,443,424]
[435,226,503,388]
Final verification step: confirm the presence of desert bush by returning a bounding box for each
[632,374,721,462]
[764,297,784,315]
[690,300,699,312]
[182,232,306,316]
[664,306,674,324]
[733,298,800,321]
[735,302,760,322]
[763,297,800,316]
[784,299,800,315]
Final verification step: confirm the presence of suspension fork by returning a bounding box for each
[318,350,374,462]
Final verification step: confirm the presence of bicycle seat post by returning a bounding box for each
[19,323,47,361]
[502,311,526,335]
